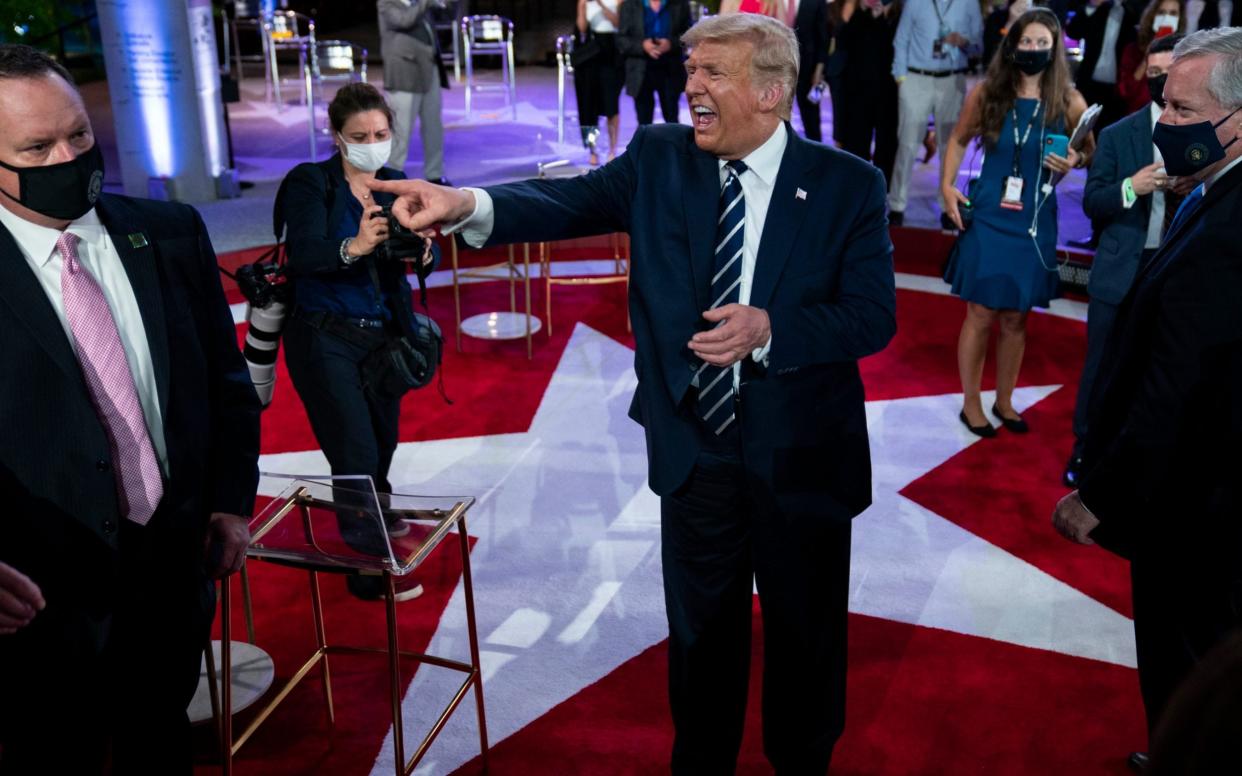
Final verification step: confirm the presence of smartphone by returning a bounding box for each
[1043,134,1069,160]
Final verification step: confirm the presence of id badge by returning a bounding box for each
[1000,175,1025,211]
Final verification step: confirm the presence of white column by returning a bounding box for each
[96,0,234,202]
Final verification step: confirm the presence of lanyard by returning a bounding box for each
[1010,99,1041,177]
[932,0,955,28]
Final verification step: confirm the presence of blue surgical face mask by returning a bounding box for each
[1152,106,1241,177]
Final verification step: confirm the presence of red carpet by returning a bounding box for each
[200,234,1140,774]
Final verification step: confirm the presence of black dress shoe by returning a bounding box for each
[1127,751,1150,773]
[1067,234,1098,250]
[889,210,904,227]
[427,176,453,186]
[991,403,1029,433]
[940,212,958,231]
[1063,455,1083,488]
[959,411,997,438]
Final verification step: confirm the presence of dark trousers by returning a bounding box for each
[1131,539,1242,737]
[0,514,212,774]
[284,313,401,494]
[838,84,900,188]
[1071,249,1155,455]
[661,419,851,774]
[284,313,403,597]
[1071,297,1121,455]
[634,57,683,125]
[795,68,822,143]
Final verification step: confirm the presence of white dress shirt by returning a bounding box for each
[451,124,790,387]
[586,0,619,33]
[1087,1,1125,84]
[0,204,169,472]
[1139,102,1166,249]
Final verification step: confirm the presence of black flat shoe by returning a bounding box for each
[1127,751,1149,773]
[992,403,1029,433]
[959,411,997,438]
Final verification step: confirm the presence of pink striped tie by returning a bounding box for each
[58,232,163,525]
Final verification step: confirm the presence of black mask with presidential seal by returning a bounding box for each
[1152,107,1241,176]
[0,142,105,221]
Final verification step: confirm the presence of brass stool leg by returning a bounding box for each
[221,574,234,775]
[240,561,257,644]
[459,518,489,768]
[452,239,463,353]
[308,569,335,723]
[205,632,222,754]
[385,573,406,775]
[523,243,532,359]
[507,244,516,314]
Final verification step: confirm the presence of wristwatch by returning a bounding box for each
[340,237,359,265]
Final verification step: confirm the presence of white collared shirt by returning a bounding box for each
[0,203,168,471]
[1146,102,1166,249]
[1090,1,1125,84]
[452,124,788,387]
[1206,153,1242,191]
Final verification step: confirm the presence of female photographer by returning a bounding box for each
[280,83,436,601]
[940,8,1092,437]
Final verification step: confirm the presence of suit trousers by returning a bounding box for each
[1071,249,1155,454]
[388,87,445,179]
[1131,536,1242,737]
[661,414,851,775]
[888,72,966,213]
[0,514,213,774]
[633,57,683,126]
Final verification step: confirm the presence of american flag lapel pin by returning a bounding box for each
[795,188,807,201]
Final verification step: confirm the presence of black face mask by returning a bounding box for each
[1147,73,1168,108]
[1152,107,1241,176]
[1012,48,1052,76]
[0,142,104,221]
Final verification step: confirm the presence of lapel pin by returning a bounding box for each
[128,232,149,249]
[795,188,807,200]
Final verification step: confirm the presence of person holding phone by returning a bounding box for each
[940,8,1093,436]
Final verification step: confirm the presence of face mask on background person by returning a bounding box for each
[1152,14,1178,35]
[1147,73,1168,107]
[1152,107,1241,176]
[339,135,392,173]
[1012,48,1052,75]
[0,142,105,222]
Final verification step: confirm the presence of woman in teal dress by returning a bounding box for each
[940,7,1093,437]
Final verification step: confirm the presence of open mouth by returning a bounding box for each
[692,105,717,130]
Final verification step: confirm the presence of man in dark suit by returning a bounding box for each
[375,13,896,773]
[1053,25,1242,748]
[618,0,692,124]
[1064,33,1184,487]
[1067,0,1142,131]
[792,0,830,142]
[0,46,261,772]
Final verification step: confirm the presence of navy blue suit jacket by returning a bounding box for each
[485,124,896,520]
[1080,160,1242,557]
[1083,105,1154,305]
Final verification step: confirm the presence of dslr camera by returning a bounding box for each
[372,205,431,266]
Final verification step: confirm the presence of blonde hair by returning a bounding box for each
[682,13,800,118]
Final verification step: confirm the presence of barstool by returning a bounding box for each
[555,34,576,145]
[461,15,517,120]
[263,9,318,107]
[430,0,464,83]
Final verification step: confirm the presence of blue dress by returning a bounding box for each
[945,98,1062,311]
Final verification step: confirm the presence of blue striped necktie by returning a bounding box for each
[696,159,747,436]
